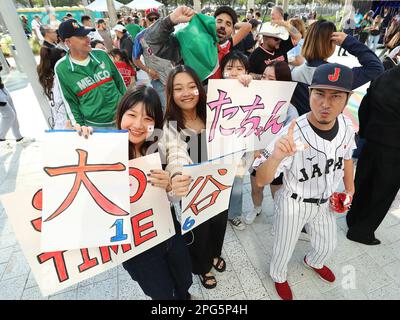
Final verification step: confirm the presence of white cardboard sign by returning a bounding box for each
[206,79,296,159]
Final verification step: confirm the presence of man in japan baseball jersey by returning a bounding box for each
[253,63,356,300]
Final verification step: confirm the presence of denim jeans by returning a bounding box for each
[0,97,23,140]
[368,35,380,52]
[151,79,166,114]
[228,175,244,219]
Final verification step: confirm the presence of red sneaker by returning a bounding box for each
[274,281,293,300]
[303,256,335,283]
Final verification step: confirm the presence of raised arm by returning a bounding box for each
[331,32,384,89]
[232,22,252,47]
[144,6,196,63]
[274,20,302,46]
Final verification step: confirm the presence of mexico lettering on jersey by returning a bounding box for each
[253,113,356,199]
[76,70,111,91]
[76,70,112,96]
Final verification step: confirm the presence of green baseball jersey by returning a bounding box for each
[55,49,126,127]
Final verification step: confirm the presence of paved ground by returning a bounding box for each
[0,140,399,300]
[1,48,399,300]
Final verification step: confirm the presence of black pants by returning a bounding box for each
[185,210,228,275]
[359,31,369,44]
[122,232,193,300]
[346,141,400,240]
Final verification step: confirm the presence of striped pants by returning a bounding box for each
[270,189,337,283]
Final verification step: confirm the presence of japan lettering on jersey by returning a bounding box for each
[253,113,356,199]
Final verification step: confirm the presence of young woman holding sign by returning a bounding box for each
[75,86,193,300]
[219,52,298,226]
[161,65,228,289]
[220,51,252,231]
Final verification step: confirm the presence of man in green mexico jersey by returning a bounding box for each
[55,19,126,129]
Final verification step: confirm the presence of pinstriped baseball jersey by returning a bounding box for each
[253,113,356,199]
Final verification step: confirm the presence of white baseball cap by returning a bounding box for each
[112,24,126,32]
[258,22,289,41]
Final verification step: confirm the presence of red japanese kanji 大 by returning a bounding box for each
[43,149,129,222]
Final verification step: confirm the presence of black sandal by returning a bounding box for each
[199,273,217,289]
[213,256,226,273]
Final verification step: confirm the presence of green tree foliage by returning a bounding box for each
[50,0,82,6]
[15,0,43,7]
[15,0,83,6]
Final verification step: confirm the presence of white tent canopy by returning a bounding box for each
[85,0,125,12]
[126,0,164,10]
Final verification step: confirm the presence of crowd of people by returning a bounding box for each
[1,4,400,301]
[340,7,400,57]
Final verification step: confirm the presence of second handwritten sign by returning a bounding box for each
[206,79,297,159]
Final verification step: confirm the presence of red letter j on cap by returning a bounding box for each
[328,68,341,82]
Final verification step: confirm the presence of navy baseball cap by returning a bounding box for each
[309,63,353,93]
[58,19,94,40]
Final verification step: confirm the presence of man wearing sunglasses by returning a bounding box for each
[146,9,160,24]
[270,6,301,61]
[248,23,289,79]
[133,8,173,111]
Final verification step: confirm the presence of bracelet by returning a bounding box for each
[167,190,175,197]
[252,149,271,170]
[169,171,182,184]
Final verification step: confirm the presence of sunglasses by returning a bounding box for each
[148,16,159,22]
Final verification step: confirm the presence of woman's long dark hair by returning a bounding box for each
[116,86,163,159]
[37,47,65,99]
[164,65,207,132]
